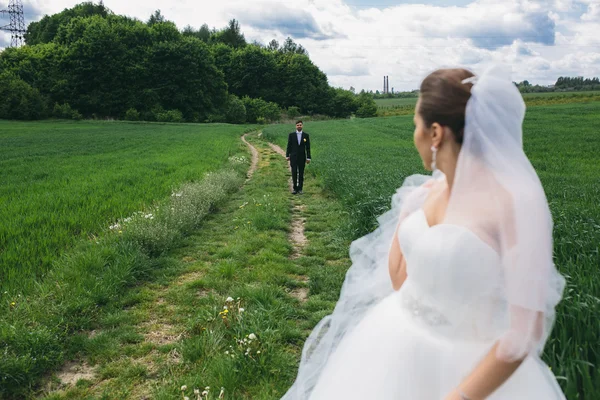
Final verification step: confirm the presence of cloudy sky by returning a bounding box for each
[2,0,599,91]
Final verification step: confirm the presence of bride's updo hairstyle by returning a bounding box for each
[418,69,475,145]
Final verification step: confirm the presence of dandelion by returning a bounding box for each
[239,308,245,313]
[194,389,200,395]
[248,333,257,340]
[10,302,16,307]
[185,397,190,400]
[225,351,229,355]
[181,385,188,391]
[257,350,261,354]
[226,297,234,302]
[118,230,122,234]
[219,387,225,399]
[202,391,208,396]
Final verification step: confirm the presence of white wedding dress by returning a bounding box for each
[307,208,566,399]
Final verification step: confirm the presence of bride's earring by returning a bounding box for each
[430,145,438,171]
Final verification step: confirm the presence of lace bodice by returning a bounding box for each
[397,208,509,340]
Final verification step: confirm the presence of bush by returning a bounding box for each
[53,102,83,120]
[242,96,281,123]
[356,103,378,118]
[71,110,84,120]
[286,106,301,119]
[225,95,247,124]
[0,72,46,120]
[156,109,184,123]
[124,108,140,121]
[355,93,378,118]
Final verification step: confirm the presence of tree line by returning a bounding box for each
[0,2,377,122]
[366,75,600,99]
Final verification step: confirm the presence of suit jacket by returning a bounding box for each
[286,131,311,162]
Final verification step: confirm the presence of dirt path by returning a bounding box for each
[268,141,309,301]
[242,133,260,181]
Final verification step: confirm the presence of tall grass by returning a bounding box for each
[263,102,600,399]
[0,163,247,398]
[0,120,249,294]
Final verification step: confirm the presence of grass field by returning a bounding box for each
[263,102,600,398]
[0,121,249,294]
[375,90,600,113]
[2,100,598,399]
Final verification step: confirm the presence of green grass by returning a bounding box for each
[0,160,248,399]
[374,97,418,108]
[263,102,600,399]
[521,90,600,98]
[375,91,600,117]
[0,120,250,294]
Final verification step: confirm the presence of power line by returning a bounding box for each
[0,0,26,47]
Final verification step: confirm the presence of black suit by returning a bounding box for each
[286,131,311,192]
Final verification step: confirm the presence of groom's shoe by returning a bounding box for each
[298,190,303,194]
[292,190,298,195]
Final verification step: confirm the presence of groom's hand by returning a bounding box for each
[286,157,290,161]
[306,159,311,164]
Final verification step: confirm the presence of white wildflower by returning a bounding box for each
[239,308,245,313]
[248,333,257,340]
[226,297,234,302]
[181,385,188,391]
[194,389,200,395]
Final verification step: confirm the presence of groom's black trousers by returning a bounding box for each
[290,158,305,191]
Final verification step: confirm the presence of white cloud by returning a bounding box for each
[581,3,600,20]
[3,0,599,91]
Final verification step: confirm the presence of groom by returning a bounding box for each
[286,120,311,195]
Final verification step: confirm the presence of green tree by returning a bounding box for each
[355,92,377,118]
[225,95,247,124]
[213,19,246,48]
[25,1,110,45]
[147,10,166,26]
[0,71,46,120]
[147,37,227,121]
[328,88,359,118]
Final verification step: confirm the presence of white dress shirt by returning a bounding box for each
[296,131,310,160]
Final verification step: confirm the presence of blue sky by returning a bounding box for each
[3,0,600,91]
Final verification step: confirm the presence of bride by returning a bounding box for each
[281,65,567,400]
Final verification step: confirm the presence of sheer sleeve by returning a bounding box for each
[496,188,565,362]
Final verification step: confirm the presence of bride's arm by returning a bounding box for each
[445,311,544,400]
[388,226,407,291]
[445,342,524,400]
